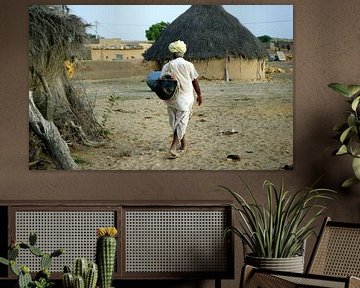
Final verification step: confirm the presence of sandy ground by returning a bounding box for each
[71,61,293,170]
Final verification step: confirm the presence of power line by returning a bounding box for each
[100,22,149,28]
[92,19,292,29]
[243,20,292,25]
[89,19,293,39]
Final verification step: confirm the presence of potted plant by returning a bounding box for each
[0,232,63,288]
[222,179,335,273]
[96,227,118,288]
[62,258,98,288]
[328,83,360,187]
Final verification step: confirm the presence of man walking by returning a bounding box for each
[160,40,202,159]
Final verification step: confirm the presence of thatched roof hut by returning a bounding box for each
[144,5,268,81]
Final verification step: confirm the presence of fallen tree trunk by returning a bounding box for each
[29,91,78,170]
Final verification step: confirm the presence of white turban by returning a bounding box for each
[168,40,187,55]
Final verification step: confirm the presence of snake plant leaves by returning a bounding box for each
[223,179,335,258]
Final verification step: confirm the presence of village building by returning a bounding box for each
[144,5,268,81]
[87,38,153,61]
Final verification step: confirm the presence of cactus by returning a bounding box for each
[74,258,87,279]
[29,245,44,257]
[74,275,85,288]
[0,257,9,266]
[19,243,30,249]
[63,259,98,288]
[85,262,98,288]
[0,232,63,288]
[96,227,118,288]
[18,269,32,288]
[35,268,50,282]
[63,272,74,288]
[51,248,64,258]
[40,253,52,270]
[63,265,72,273]
[9,246,19,260]
[10,260,21,276]
[29,232,37,246]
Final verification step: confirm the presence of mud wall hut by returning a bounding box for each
[143,5,268,81]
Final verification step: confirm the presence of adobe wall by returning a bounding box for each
[194,58,266,81]
[72,59,157,80]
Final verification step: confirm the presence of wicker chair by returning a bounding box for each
[241,217,360,288]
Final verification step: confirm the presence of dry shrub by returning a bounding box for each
[29,5,105,167]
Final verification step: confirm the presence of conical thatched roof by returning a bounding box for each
[144,5,268,62]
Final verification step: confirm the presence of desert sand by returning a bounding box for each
[71,61,293,170]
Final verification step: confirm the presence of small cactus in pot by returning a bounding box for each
[96,227,118,288]
[62,259,98,288]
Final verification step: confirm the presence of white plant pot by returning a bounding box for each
[245,254,305,273]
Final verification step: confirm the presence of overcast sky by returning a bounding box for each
[68,5,293,41]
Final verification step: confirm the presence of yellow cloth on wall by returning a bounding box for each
[64,60,75,78]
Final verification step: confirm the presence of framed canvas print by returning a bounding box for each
[28,4,293,171]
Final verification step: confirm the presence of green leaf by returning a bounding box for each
[0,257,9,266]
[10,261,20,276]
[333,122,348,132]
[352,157,360,179]
[349,135,360,156]
[336,144,348,155]
[328,83,352,97]
[351,96,360,111]
[347,85,360,97]
[340,126,353,143]
[347,114,356,128]
[342,177,360,188]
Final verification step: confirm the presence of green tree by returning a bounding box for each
[145,21,169,41]
[86,33,98,39]
[258,35,272,43]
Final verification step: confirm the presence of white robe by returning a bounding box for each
[160,57,199,140]
[160,57,199,112]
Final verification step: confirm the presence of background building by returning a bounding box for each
[87,38,152,61]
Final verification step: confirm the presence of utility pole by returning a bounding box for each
[94,21,99,39]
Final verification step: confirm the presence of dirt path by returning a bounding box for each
[71,61,293,170]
